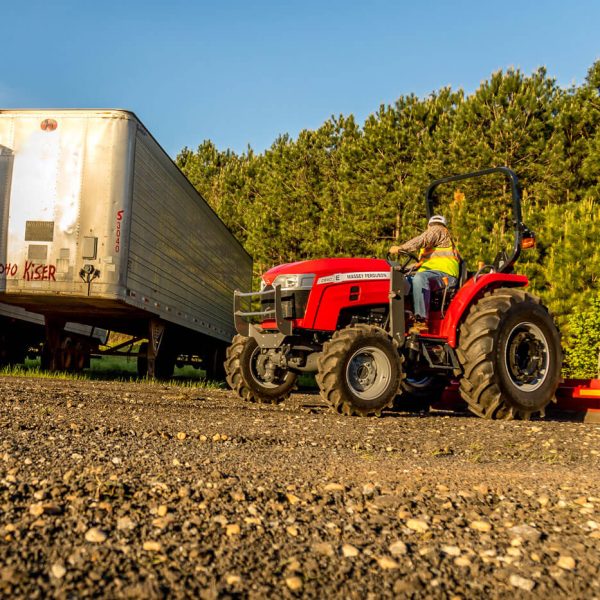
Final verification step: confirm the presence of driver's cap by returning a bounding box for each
[428,215,447,227]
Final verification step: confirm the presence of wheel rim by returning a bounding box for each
[249,347,285,388]
[346,346,392,400]
[504,322,549,392]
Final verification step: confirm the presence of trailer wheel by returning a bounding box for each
[394,374,446,413]
[316,325,403,417]
[457,288,562,420]
[225,334,297,404]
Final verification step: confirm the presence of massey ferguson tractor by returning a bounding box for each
[225,168,562,420]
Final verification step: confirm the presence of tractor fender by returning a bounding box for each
[440,273,529,347]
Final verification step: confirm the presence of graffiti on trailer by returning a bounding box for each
[0,263,18,277]
[24,261,56,281]
[0,262,56,281]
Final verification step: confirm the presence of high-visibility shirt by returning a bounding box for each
[417,245,460,278]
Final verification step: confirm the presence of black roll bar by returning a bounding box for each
[424,166,529,273]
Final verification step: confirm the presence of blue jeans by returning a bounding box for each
[407,270,458,320]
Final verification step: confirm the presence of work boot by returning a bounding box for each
[409,320,429,335]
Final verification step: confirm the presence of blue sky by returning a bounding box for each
[3,0,598,157]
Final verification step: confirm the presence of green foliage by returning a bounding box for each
[177,59,600,362]
[564,293,600,378]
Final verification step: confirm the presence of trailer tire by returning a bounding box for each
[316,325,403,417]
[457,288,562,420]
[225,334,297,404]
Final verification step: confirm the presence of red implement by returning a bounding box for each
[553,379,600,423]
[433,379,600,423]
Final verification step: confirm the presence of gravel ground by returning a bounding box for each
[1,376,599,599]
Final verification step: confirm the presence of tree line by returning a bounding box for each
[177,61,600,376]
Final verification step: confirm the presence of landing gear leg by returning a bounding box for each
[43,317,66,371]
[145,319,175,379]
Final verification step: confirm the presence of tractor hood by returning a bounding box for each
[262,257,391,286]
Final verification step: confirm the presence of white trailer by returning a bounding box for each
[0,109,252,376]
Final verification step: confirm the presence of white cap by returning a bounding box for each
[428,215,447,226]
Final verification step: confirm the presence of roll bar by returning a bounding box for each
[424,166,532,273]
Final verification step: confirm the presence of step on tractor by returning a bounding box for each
[225,168,562,420]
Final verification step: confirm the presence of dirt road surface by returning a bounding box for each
[1,376,599,598]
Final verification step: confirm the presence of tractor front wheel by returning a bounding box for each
[457,288,561,420]
[225,334,297,404]
[316,325,403,416]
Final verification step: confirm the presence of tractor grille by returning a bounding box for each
[261,286,310,320]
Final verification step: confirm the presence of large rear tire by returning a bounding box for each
[457,288,561,420]
[316,325,402,416]
[225,334,297,404]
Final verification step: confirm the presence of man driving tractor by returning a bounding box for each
[390,215,460,334]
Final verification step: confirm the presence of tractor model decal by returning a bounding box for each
[317,271,390,285]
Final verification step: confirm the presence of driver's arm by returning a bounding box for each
[390,231,426,254]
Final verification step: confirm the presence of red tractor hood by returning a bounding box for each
[262,258,391,285]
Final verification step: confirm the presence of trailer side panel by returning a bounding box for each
[125,125,251,342]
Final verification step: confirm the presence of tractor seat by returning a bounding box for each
[430,259,467,313]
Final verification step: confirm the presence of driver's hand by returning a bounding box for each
[389,245,401,254]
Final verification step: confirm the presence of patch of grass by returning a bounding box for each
[0,357,223,389]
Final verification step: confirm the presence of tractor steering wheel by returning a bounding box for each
[387,249,420,274]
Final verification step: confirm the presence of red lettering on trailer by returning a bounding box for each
[115,209,124,252]
[0,263,18,277]
[23,261,56,282]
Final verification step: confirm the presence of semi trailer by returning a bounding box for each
[0,109,252,377]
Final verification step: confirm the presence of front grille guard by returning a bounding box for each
[234,285,293,337]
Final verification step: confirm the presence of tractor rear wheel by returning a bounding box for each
[457,288,561,420]
[316,325,403,416]
[225,334,297,404]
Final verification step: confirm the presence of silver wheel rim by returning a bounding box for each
[346,346,392,400]
[504,322,549,392]
[249,346,281,388]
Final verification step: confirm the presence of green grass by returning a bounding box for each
[0,356,224,389]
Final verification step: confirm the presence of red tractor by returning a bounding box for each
[225,168,562,420]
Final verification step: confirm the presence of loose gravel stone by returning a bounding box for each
[469,520,492,532]
[389,541,408,556]
[142,541,162,552]
[377,556,400,569]
[508,524,542,542]
[51,563,66,579]
[406,518,429,532]
[285,576,303,591]
[441,545,461,557]
[84,528,107,543]
[557,556,576,570]
[342,544,359,557]
[509,574,535,591]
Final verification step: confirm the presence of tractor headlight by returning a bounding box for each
[272,273,315,290]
